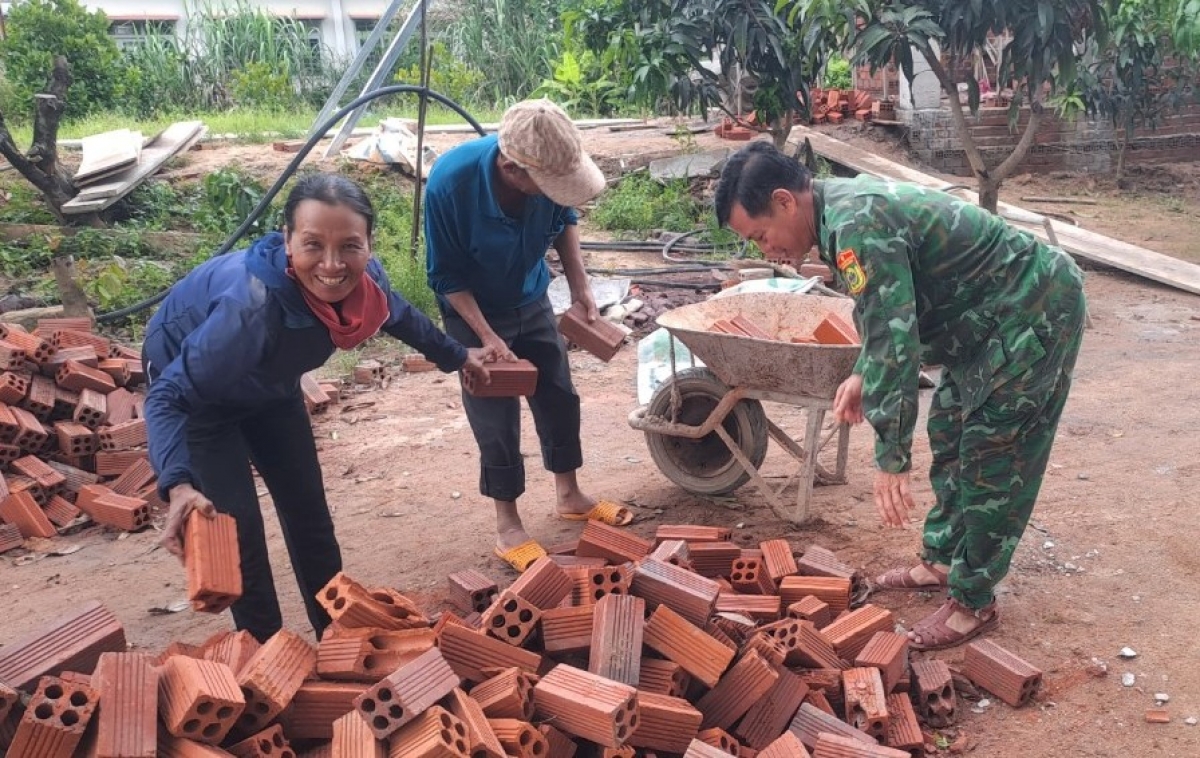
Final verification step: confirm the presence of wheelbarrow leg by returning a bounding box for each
[713,423,790,520]
[796,406,825,524]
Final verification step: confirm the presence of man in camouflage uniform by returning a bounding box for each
[714,141,1085,649]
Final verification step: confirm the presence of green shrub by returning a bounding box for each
[230,61,294,111]
[196,168,279,238]
[0,0,124,118]
[591,173,704,235]
[394,41,486,108]
[120,32,193,118]
[823,56,852,91]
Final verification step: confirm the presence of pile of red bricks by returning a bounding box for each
[0,524,1046,757]
[808,89,896,125]
[707,312,862,346]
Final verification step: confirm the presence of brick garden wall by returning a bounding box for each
[905,103,1200,175]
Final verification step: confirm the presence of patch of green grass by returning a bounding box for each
[591,173,706,236]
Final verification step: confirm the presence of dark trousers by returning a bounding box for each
[186,395,342,641]
[442,296,583,501]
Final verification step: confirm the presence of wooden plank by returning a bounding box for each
[789,125,1200,296]
[62,122,206,215]
[74,129,142,185]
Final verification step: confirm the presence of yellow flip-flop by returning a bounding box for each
[493,540,548,573]
[557,500,634,526]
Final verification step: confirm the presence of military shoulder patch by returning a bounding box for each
[836,248,867,295]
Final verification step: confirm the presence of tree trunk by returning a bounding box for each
[771,111,795,150]
[977,176,1002,214]
[50,255,92,320]
[0,56,78,223]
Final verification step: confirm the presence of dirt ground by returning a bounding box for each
[3,121,1200,756]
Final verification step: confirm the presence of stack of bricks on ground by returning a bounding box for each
[708,312,861,346]
[0,317,344,555]
[0,525,1051,757]
[808,89,897,126]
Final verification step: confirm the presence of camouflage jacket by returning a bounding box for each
[813,176,1085,473]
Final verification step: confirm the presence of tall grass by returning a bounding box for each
[441,0,561,105]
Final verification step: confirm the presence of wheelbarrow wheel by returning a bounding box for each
[644,367,768,496]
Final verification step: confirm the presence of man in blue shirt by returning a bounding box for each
[425,99,629,572]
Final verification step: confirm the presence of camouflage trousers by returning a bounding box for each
[922,304,1086,609]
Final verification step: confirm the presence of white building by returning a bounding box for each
[81,1,392,60]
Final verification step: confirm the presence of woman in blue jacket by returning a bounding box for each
[144,173,493,642]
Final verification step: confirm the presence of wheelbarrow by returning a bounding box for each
[628,292,860,523]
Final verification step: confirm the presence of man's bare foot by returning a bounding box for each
[494,499,533,551]
[496,526,534,552]
[553,471,594,516]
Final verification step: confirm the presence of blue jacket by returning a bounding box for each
[143,232,467,499]
[424,134,577,313]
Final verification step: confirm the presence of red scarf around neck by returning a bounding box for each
[286,268,390,349]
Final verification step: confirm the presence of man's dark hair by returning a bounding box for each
[283,173,376,236]
[714,141,813,227]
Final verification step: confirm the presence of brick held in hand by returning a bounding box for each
[462,358,538,397]
[184,510,243,613]
[558,301,626,362]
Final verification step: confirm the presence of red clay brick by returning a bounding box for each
[715,593,782,622]
[588,593,645,686]
[158,656,245,744]
[0,490,56,538]
[576,520,652,564]
[786,596,833,629]
[854,633,909,694]
[487,718,546,757]
[92,652,158,758]
[201,630,261,678]
[654,525,732,544]
[469,667,535,721]
[22,374,57,420]
[539,605,595,657]
[235,630,317,735]
[0,371,30,405]
[0,339,27,369]
[56,360,116,393]
[98,419,147,451]
[12,455,65,494]
[643,605,734,688]
[558,302,626,361]
[385,705,471,757]
[883,693,922,755]
[685,738,740,757]
[532,663,639,748]
[47,329,109,356]
[0,442,21,466]
[93,450,148,478]
[447,687,505,758]
[696,650,779,731]
[759,539,799,584]
[821,605,894,660]
[276,681,367,741]
[757,731,812,758]
[437,623,542,684]
[480,590,542,647]
[317,572,428,631]
[41,347,98,380]
[316,626,435,682]
[736,667,809,749]
[72,387,108,429]
[184,510,243,613]
[0,522,22,553]
[507,555,573,610]
[448,569,499,614]
[787,703,874,752]
[696,726,741,753]
[630,557,720,627]
[12,405,48,452]
[538,724,577,758]
[0,402,20,442]
[226,722,293,757]
[103,388,137,426]
[3,329,56,363]
[811,733,908,757]
[628,691,703,754]
[842,667,889,740]
[54,420,98,457]
[300,373,331,415]
[638,658,690,698]
[961,638,1043,707]
[778,576,851,614]
[687,542,741,578]
[110,457,156,497]
[909,659,956,728]
[730,557,776,595]
[330,711,385,758]
[96,359,131,388]
[569,564,630,606]
[462,359,538,397]
[7,675,98,758]
[76,484,150,532]
[796,546,861,585]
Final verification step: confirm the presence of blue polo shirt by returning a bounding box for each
[424,134,578,313]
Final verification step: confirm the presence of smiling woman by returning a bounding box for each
[139,172,497,642]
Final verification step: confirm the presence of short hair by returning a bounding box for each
[714,141,813,227]
[283,173,375,237]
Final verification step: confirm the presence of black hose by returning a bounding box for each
[96,85,486,324]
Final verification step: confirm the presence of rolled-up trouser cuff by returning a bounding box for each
[543,442,583,474]
[481,461,526,501]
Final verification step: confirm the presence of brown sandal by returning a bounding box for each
[908,599,1000,651]
[873,561,949,592]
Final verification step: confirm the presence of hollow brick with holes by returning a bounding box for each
[854,633,909,694]
[961,639,1043,707]
[92,652,159,758]
[759,539,799,584]
[317,572,428,631]
[448,569,499,614]
[786,596,833,629]
[539,605,595,657]
[385,705,471,758]
[22,373,57,420]
[0,402,20,442]
[110,456,155,496]
[0,371,31,407]
[202,630,261,679]
[3,329,56,363]
[0,490,56,538]
[729,557,777,595]
[778,576,852,614]
[462,359,538,397]
[331,711,385,758]
[12,405,48,452]
[684,738,738,757]
[56,360,116,393]
[227,723,295,758]
[7,675,98,758]
[909,659,956,728]
[480,590,542,647]
[576,520,652,564]
[103,387,137,425]
[51,386,79,422]
[47,329,110,357]
[630,557,720,627]
[507,556,574,610]
[234,630,317,736]
[558,301,626,361]
[446,687,505,758]
[94,449,147,477]
[883,693,922,755]
[158,656,245,745]
[787,703,873,752]
[841,667,889,740]
[654,524,731,544]
[41,347,97,381]
[0,600,125,691]
[185,510,243,613]
[588,594,645,687]
[470,667,536,721]
[98,418,147,451]
[353,646,460,739]
[821,605,894,661]
[72,388,108,429]
[532,663,639,748]
[316,626,436,682]
[757,731,811,758]
[687,542,741,578]
[695,726,740,753]
[12,455,65,493]
[54,421,98,457]
[487,718,547,758]
[9,474,46,504]
[0,339,27,369]
[642,605,734,689]
[568,564,630,606]
[715,592,782,622]
[736,667,809,749]
[627,691,703,754]
[0,442,20,466]
[696,650,780,731]
[649,538,692,570]
[0,522,23,553]
[438,621,544,684]
[75,484,150,532]
[96,359,131,387]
